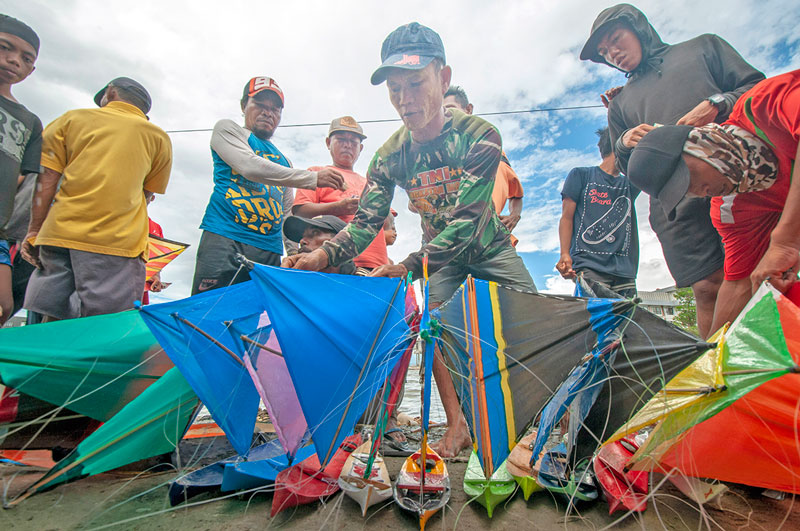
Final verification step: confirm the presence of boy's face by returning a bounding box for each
[0,33,37,85]
[596,23,642,72]
[386,62,450,134]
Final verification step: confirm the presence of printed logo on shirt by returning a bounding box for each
[0,107,32,163]
[407,166,462,213]
[225,181,284,235]
[574,182,633,254]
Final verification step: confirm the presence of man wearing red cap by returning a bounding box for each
[191,77,345,294]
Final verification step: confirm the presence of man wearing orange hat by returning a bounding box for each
[293,116,391,274]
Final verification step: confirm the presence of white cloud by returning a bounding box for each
[541,273,576,295]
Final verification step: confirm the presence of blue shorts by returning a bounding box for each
[0,240,11,267]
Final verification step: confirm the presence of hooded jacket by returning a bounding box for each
[581,4,765,172]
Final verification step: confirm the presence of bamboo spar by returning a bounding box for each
[320,278,403,467]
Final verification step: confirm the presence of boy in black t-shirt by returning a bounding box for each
[556,127,639,298]
[0,15,42,324]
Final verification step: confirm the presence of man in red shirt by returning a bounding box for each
[293,117,390,273]
[626,70,800,334]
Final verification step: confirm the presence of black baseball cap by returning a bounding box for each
[283,215,347,243]
[94,77,152,114]
[627,125,694,221]
[370,22,446,85]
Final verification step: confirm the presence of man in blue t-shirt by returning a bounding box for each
[556,127,639,298]
[192,77,345,294]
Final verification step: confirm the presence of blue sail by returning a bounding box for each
[140,282,263,456]
[528,285,628,465]
[249,265,411,466]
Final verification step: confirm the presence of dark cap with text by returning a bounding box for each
[371,22,446,85]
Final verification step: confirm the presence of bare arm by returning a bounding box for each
[751,141,800,292]
[708,278,752,336]
[280,187,299,256]
[293,198,358,219]
[500,196,523,231]
[556,198,577,279]
[21,167,61,268]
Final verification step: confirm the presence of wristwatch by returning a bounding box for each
[706,93,726,108]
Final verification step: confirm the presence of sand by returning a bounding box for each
[2,430,798,531]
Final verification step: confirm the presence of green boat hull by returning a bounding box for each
[463,452,515,517]
[511,475,543,501]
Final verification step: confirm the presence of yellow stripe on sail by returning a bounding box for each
[489,282,516,451]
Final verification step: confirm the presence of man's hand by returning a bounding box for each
[281,248,329,271]
[334,197,359,216]
[20,231,41,269]
[600,86,624,108]
[316,168,345,190]
[499,213,521,231]
[677,100,719,127]
[751,241,800,294]
[556,254,575,279]
[621,123,655,149]
[149,272,171,292]
[368,263,408,278]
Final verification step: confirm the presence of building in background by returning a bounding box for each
[638,286,678,322]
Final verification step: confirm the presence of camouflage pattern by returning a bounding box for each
[321,109,513,279]
[683,123,779,194]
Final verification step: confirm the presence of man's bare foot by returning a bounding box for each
[384,417,407,443]
[430,419,471,458]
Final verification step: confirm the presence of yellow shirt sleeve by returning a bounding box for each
[40,113,70,174]
[143,133,173,194]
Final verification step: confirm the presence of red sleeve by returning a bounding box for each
[727,70,800,161]
[148,218,163,238]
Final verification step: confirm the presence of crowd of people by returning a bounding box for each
[1,4,798,458]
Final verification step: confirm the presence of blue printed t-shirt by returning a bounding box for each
[200,134,289,254]
[561,166,640,279]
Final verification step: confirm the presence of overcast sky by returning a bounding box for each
[6,0,799,300]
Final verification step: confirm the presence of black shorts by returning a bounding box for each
[649,196,724,288]
[191,231,281,295]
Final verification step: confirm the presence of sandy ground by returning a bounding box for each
[1,427,798,531]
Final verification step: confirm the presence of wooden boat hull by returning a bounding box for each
[463,451,515,517]
[506,431,545,501]
[270,434,361,517]
[594,437,648,514]
[337,441,392,516]
[393,447,450,530]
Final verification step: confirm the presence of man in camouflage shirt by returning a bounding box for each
[285,22,536,457]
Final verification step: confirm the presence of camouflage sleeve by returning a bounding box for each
[321,153,394,266]
[401,125,503,278]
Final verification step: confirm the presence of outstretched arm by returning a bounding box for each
[21,167,61,268]
[211,119,344,190]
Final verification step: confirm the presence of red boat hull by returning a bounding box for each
[270,434,362,517]
[594,437,648,514]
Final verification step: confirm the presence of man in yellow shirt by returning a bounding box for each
[21,77,172,320]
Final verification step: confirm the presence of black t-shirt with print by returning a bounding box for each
[561,166,640,279]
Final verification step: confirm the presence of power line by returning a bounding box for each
[163,103,605,134]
